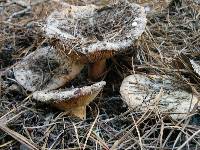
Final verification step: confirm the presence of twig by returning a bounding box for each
[0,140,13,148]
[7,6,31,22]
[131,114,143,150]
[0,125,39,150]
[177,129,200,150]
[72,122,81,149]
[83,106,99,150]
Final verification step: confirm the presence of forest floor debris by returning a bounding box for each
[1,0,200,149]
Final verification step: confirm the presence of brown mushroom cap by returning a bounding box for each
[120,74,198,120]
[33,81,106,119]
[13,46,84,91]
[43,1,147,63]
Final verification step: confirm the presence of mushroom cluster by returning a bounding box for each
[12,0,147,119]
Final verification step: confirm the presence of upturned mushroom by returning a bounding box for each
[43,0,147,80]
[120,74,198,120]
[33,81,106,119]
[13,46,84,91]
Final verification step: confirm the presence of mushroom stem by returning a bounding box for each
[70,106,86,119]
[89,59,106,80]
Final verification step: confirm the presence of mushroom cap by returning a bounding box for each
[120,74,198,120]
[43,1,147,63]
[134,0,172,14]
[13,46,84,91]
[11,0,46,6]
[190,59,200,76]
[32,81,106,111]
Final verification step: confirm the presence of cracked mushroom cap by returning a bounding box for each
[43,0,147,63]
[33,81,106,119]
[13,46,84,92]
[120,74,198,120]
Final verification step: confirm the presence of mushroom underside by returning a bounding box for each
[53,41,116,80]
[52,40,115,63]
[88,59,107,80]
[53,92,100,119]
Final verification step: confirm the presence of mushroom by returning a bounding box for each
[134,0,173,14]
[13,46,84,91]
[120,74,198,120]
[43,0,147,80]
[11,0,46,6]
[190,59,200,76]
[33,81,106,119]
